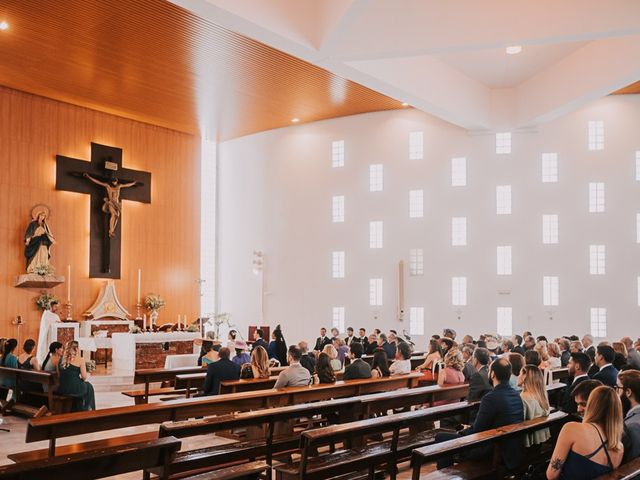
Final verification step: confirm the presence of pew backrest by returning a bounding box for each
[595,456,640,480]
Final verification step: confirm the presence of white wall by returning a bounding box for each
[217,95,640,346]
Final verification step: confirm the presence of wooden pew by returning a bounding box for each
[0,436,181,480]
[274,402,477,480]
[157,397,360,477]
[0,367,73,415]
[410,411,570,480]
[16,373,422,462]
[596,456,640,479]
[123,366,206,404]
[181,461,269,480]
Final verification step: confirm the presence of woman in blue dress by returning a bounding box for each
[0,339,18,399]
[56,341,96,411]
[547,385,624,479]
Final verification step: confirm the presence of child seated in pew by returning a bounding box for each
[547,386,624,479]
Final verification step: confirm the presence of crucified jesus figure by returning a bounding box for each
[83,173,138,237]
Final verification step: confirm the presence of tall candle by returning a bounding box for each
[143,314,147,330]
[67,265,71,302]
[137,269,141,304]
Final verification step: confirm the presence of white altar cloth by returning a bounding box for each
[164,354,200,369]
[111,332,199,373]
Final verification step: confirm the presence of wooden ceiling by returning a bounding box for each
[612,80,640,95]
[0,0,403,141]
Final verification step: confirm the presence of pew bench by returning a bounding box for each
[410,411,570,480]
[596,456,640,479]
[156,397,359,477]
[274,401,477,480]
[17,373,422,462]
[0,367,74,415]
[123,366,206,404]
[0,436,181,480]
[181,461,269,480]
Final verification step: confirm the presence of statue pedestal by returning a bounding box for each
[14,274,65,288]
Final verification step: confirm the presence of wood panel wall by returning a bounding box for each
[0,86,201,347]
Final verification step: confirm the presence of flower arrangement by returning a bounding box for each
[85,360,96,373]
[32,264,54,276]
[144,294,165,311]
[35,292,59,311]
[186,323,200,333]
[129,325,143,334]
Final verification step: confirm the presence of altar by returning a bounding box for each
[111,332,200,372]
[52,321,79,345]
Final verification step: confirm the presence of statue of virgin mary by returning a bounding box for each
[24,205,56,273]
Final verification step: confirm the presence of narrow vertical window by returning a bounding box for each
[496,185,512,215]
[588,182,605,213]
[451,157,467,186]
[332,251,345,278]
[497,307,513,336]
[369,278,383,306]
[497,246,512,275]
[409,307,425,335]
[369,221,383,249]
[543,276,559,306]
[332,307,345,332]
[542,153,558,183]
[332,195,344,223]
[635,151,640,181]
[588,121,604,151]
[409,131,424,160]
[409,189,424,218]
[590,307,607,337]
[637,214,640,244]
[496,132,511,154]
[331,140,344,167]
[589,245,606,275]
[409,248,424,276]
[542,214,559,244]
[451,217,467,246]
[369,164,383,192]
[452,277,467,306]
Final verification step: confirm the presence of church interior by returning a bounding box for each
[1,1,640,479]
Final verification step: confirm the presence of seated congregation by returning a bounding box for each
[2,326,640,480]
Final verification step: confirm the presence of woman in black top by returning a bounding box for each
[371,350,390,378]
[315,352,336,384]
[272,325,288,366]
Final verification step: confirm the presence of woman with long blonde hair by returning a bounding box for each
[547,386,624,479]
[56,341,96,411]
[535,341,550,369]
[241,345,270,379]
[518,365,550,447]
[323,344,342,371]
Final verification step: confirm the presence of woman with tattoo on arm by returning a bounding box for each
[546,386,624,479]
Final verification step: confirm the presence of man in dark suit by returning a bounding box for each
[592,345,619,387]
[314,328,332,352]
[511,335,525,356]
[343,343,372,380]
[298,341,316,375]
[582,334,596,361]
[379,333,396,360]
[435,358,525,470]
[344,327,356,346]
[468,347,492,401]
[353,328,369,347]
[202,347,240,396]
[252,329,268,352]
[562,352,591,414]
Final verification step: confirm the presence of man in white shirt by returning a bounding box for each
[36,300,61,366]
[389,342,412,375]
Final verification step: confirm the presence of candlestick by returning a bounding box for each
[137,268,141,304]
[67,264,71,302]
[143,313,147,331]
[177,314,180,329]
[135,302,142,320]
[65,301,73,321]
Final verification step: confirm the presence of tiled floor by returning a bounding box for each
[0,388,433,479]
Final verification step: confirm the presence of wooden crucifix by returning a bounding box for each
[56,143,151,279]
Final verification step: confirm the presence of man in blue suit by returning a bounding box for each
[435,358,525,470]
[202,347,240,396]
[592,345,619,388]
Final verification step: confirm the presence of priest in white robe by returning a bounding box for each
[37,301,61,366]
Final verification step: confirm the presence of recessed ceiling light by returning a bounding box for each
[401,102,409,107]
[0,21,9,31]
[291,117,300,123]
[506,45,522,55]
